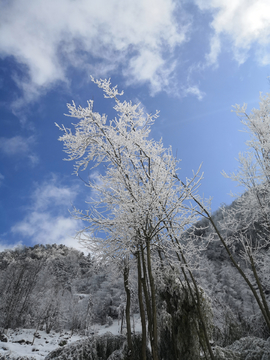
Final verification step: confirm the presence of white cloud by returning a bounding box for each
[195,0,270,65]
[0,135,38,165]
[10,176,88,251]
[0,241,23,253]
[183,85,205,101]
[30,175,78,210]
[0,135,33,155]
[0,0,189,100]
[12,212,82,249]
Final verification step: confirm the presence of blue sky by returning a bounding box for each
[1,0,270,252]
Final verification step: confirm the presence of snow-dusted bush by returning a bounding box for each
[45,333,126,360]
[106,316,114,327]
[214,336,270,360]
[44,332,151,360]
[158,269,213,360]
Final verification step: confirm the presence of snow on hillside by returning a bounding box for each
[0,316,142,359]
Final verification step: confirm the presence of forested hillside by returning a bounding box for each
[192,197,270,345]
[0,195,270,359]
[0,244,127,333]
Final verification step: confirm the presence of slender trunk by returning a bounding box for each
[137,252,147,360]
[146,238,159,360]
[120,310,124,334]
[124,259,133,359]
[32,317,41,345]
[140,244,153,347]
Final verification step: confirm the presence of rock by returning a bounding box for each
[58,339,67,346]
[14,340,25,345]
[0,333,8,342]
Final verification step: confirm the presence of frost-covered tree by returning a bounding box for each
[195,93,270,336]
[218,94,270,334]
[57,78,214,360]
[0,248,45,330]
[0,245,96,334]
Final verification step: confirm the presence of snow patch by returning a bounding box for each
[0,316,142,359]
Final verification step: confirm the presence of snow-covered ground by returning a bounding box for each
[0,316,142,359]
[0,328,83,359]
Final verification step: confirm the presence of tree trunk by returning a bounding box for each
[140,244,154,348]
[137,252,147,360]
[124,258,133,359]
[146,238,159,360]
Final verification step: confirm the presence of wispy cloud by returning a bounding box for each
[0,0,190,101]
[183,85,205,101]
[30,175,78,210]
[12,212,80,248]
[11,175,87,251]
[0,135,33,155]
[195,0,270,66]
[2,1,269,107]
[0,240,23,253]
[0,135,38,165]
